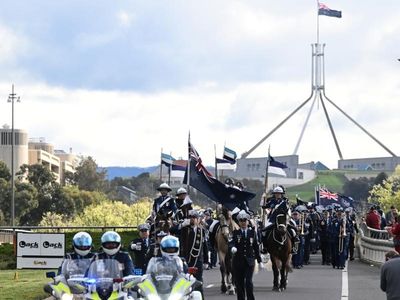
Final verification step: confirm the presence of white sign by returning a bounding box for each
[17,233,65,269]
[17,257,63,269]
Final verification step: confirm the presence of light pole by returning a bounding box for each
[7,84,20,227]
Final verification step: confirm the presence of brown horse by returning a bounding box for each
[262,204,292,292]
[214,207,239,294]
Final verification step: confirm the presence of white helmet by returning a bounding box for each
[73,232,92,257]
[160,236,180,257]
[101,231,121,256]
[176,187,187,195]
[157,183,172,192]
[273,186,284,194]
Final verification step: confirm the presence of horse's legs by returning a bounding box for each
[219,258,227,293]
[271,259,280,291]
[279,261,287,290]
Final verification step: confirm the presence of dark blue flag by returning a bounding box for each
[171,163,187,171]
[216,157,233,164]
[269,155,288,169]
[318,3,342,18]
[184,142,256,209]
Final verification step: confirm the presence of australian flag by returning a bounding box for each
[184,142,256,210]
[317,187,353,208]
[318,2,342,18]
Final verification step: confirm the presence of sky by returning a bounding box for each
[0,0,399,169]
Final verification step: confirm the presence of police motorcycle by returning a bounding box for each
[44,258,91,300]
[135,256,202,300]
[84,258,142,300]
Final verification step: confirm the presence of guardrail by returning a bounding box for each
[0,226,139,244]
[358,222,395,265]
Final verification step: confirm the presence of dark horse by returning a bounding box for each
[262,202,292,292]
[151,208,174,239]
[214,206,238,294]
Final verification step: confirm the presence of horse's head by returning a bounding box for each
[275,202,289,233]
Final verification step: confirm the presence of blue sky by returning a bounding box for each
[0,0,399,168]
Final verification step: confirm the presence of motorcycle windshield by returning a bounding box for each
[87,259,123,280]
[60,258,92,279]
[146,257,184,295]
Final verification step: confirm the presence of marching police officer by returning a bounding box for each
[230,210,261,300]
[129,223,153,274]
[178,210,208,296]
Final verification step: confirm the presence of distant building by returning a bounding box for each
[338,157,400,172]
[0,126,29,175]
[116,185,138,203]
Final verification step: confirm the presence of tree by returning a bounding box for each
[369,166,400,210]
[343,177,373,202]
[0,161,11,181]
[74,157,107,192]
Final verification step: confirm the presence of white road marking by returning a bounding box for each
[206,284,214,288]
[341,264,349,299]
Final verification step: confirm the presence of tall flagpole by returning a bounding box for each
[168,151,172,185]
[160,148,163,182]
[187,132,191,194]
[261,145,271,227]
[316,0,320,44]
[214,144,218,180]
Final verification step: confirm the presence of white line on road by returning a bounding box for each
[206,284,215,288]
[341,264,349,299]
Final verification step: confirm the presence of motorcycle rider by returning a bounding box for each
[57,231,95,275]
[146,235,187,274]
[94,231,134,277]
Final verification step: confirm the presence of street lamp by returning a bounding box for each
[7,84,20,227]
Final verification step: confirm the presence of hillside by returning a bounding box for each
[286,171,348,203]
[103,166,158,179]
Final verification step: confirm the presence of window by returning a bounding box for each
[298,172,304,179]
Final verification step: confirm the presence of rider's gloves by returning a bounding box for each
[231,247,237,254]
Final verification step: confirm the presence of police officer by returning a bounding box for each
[230,210,261,300]
[319,209,332,265]
[345,208,358,261]
[178,210,208,296]
[57,231,95,275]
[148,230,169,259]
[129,224,153,274]
[291,210,305,269]
[95,231,134,276]
[152,183,177,219]
[175,187,188,208]
[204,210,217,268]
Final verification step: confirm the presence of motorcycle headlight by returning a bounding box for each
[168,293,183,300]
[61,293,73,300]
[147,294,161,300]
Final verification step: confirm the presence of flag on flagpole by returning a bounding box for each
[268,155,288,177]
[184,141,255,209]
[161,153,175,167]
[318,2,342,18]
[222,146,237,164]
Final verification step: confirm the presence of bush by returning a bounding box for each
[0,243,16,269]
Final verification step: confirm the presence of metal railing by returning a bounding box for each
[0,226,139,244]
[357,222,395,265]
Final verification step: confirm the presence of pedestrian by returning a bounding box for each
[230,210,261,300]
[380,250,400,300]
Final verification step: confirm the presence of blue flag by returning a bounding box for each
[318,2,342,18]
[184,142,255,209]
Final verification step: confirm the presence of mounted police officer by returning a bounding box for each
[152,183,177,220]
[177,209,208,296]
[175,187,188,209]
[129,223,153,274]
[230,210,261,300]
[261,186,299,253]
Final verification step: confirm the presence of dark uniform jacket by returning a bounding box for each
[95,251,134,277]
[179,225,209,267]
[153,196,177,216]
[230,227,261,267]
[129,237,154,273]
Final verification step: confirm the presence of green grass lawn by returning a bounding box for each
[0,269,53,300]
[286,170,348,202]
